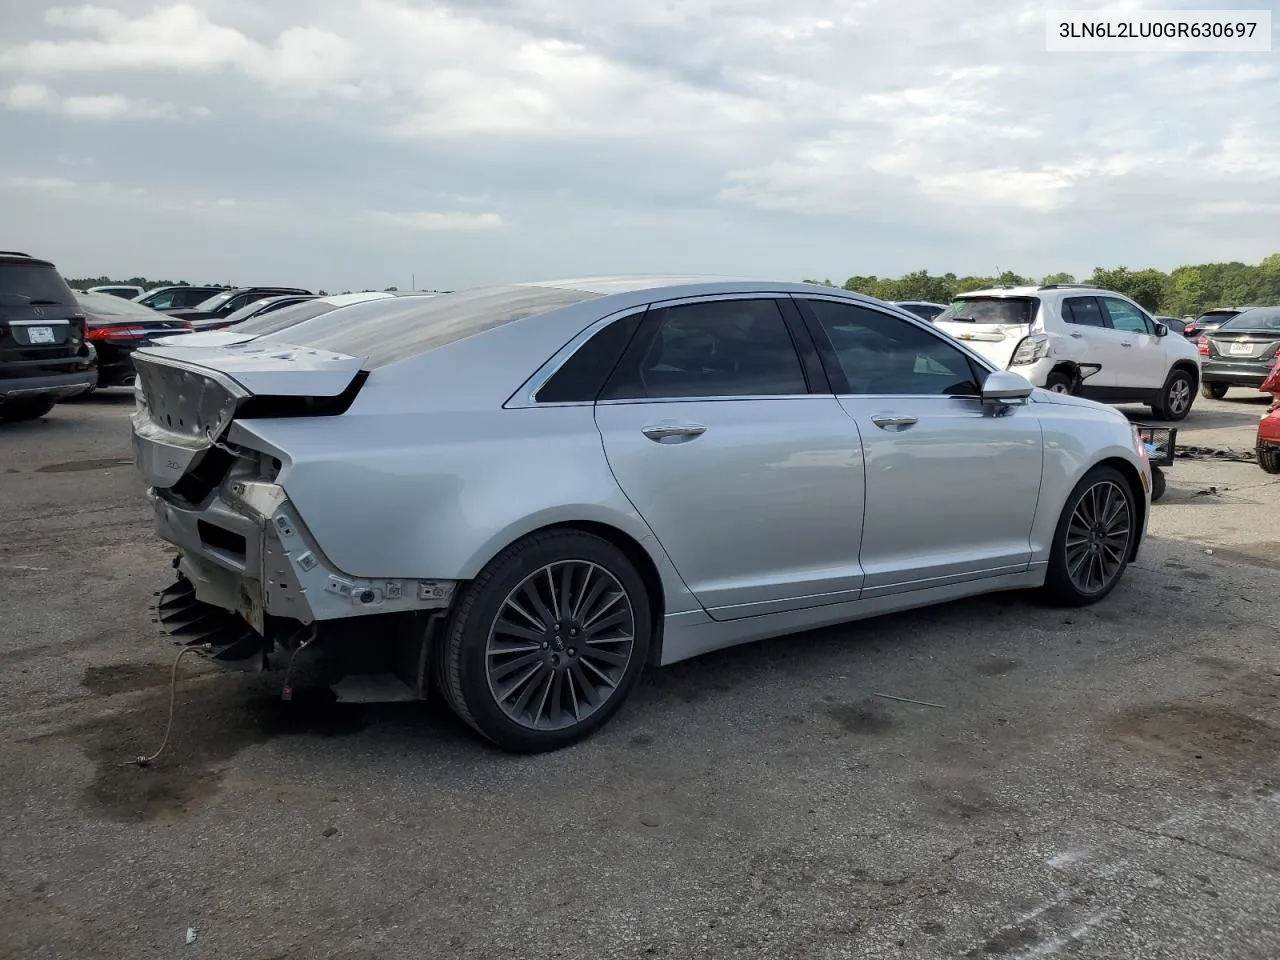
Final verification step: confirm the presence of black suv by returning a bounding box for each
[167,286,313,324]
[0,252,96,421]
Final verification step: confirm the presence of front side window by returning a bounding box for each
[1062,296,1107,328]
[802,299,984,397]
[602,299,807,400]
[1101,297,1153,335]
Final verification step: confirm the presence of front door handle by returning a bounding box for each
[1120,342,1133,348]
[1069,332,1085,339]
[871,415,918,431]
[642,422,707,443]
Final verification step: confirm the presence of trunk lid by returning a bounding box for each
[131,344,365,490]
[933,321,1030,369]
[1206,328,1280,361]
[933,295,1039,370]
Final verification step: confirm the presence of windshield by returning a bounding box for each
[935,296,1038,325]
[220,297,302,325]
[1197,310,1239,322]
[74,292,162,320]
[259,286,601,368]
[236,299,340,335]
[0,262,77,307]
[1218,308,1280,332]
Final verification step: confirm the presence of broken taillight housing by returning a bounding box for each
[1197,335,1210,357]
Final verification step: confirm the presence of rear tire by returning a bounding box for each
[1150,466,1166,502]
[0,397,56,421]
[1150,368,1195,421]
[1201,382,1228,400]
[1043,466,1137,607]
[439,529,651,753]
[1045,372,1074,394]
[1259,446,1280,475]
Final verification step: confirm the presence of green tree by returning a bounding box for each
[1041,272,1075,285]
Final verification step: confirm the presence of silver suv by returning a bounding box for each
[933,283,1203,421]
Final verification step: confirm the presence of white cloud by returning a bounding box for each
[360,210,506,231]
[0,0,1276,284]
[2,81,194,120]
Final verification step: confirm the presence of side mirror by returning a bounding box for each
[1154,322,1168,337]
[982,369,1034,404]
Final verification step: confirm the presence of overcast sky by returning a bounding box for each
[1,1,1277,292]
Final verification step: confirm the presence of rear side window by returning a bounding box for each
[1062,296,1107,328]
[536,312,643,403]
[936,297,1037,325]
[260,286,601,368]
[0,262,77,307]
[601,298,807,400]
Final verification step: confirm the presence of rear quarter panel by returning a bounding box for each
[231,401,700,614]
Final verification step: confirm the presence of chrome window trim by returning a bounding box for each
[505,305,651,409]
[507,292,810,410]
[8,319,72,326]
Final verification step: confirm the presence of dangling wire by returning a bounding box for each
[118,645,200,767]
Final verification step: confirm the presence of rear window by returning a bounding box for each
[260,285,602,368]
[0,261,77,307]
[935,297,1038,325]
[1218,308,1280,332]
[235,299,340,335]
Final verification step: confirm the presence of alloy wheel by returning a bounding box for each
[1167,378,1192,415]
[1064,480,1132,595]
[485,561,636,731]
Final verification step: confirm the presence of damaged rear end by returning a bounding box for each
[132,344,455,701]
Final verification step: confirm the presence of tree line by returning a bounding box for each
[805,253,1280,317]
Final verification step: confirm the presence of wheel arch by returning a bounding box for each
[1093,455,1147,561]
[458,517,672,668]
[1048,360,1086,394]
[1169,359,1200,388]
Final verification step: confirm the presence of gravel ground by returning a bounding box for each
[2,387,1279,960]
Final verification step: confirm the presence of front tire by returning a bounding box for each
[439,529,651,753]
[1259,446,1280,475]
[0,397,56,421]
[1150,368,1195,421]
[1201,382,1228,400]
[1043,466,1137,607]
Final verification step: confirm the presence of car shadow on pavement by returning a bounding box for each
[1118,396,1269,432]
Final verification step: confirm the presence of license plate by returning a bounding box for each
[26,326,55,344]
[236,579,265,636]
[1229,341,1255,356]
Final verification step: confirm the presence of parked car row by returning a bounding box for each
[0,251,335,419]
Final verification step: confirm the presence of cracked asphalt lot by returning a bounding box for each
[3,389,1280,959]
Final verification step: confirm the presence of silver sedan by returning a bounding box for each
[131,277,1153,752]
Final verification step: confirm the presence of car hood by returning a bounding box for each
[934,321,1031,369]
[1029,387,1124,417]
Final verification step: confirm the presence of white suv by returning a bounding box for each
[933,284,1203,421]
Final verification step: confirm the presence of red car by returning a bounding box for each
[1259,357,1280,474]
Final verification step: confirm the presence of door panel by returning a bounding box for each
[1099,296,1165,388]
[593,295,864,620]
[595,398,866,618]
[1061,296,1126,387]
[838,396,1042,593]
[796,296,1044,594]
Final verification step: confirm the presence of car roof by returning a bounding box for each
[505,275,900,309]
[0,252,56,267]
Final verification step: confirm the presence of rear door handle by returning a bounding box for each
[1120,342,1133,348]
[871,415,918,431]
[642,422,707,443]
